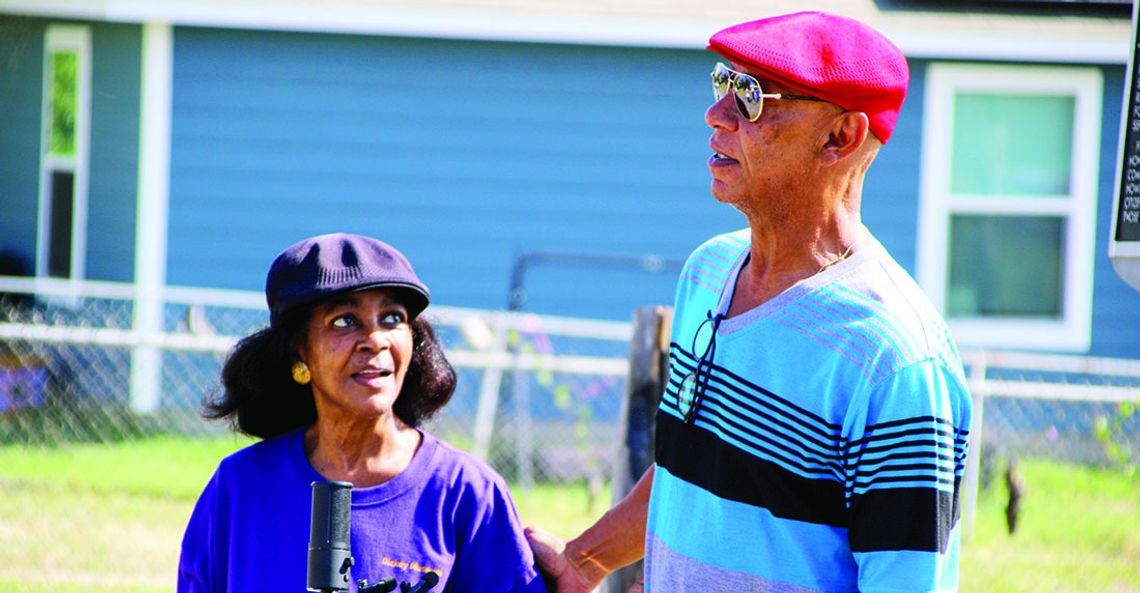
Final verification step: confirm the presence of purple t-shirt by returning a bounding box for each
[178,428,547,593]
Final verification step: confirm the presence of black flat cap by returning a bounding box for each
[265,233,430,327]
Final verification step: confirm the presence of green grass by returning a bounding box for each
[0,436,254,592]
[960,458,1140,593]
[0,433,256,499]
[0,438,1136,592]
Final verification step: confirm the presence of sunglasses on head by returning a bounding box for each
[710,62,827,122]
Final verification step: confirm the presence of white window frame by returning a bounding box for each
[917,63,1103,352]
[37,24,91,281]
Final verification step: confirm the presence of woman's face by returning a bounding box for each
[297,288,414,422]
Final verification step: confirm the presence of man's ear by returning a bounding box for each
[820,111,869,164]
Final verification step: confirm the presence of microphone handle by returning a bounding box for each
[307,480,354,592]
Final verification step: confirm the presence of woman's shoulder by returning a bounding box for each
[420,432,509,493]
[214,428,304,477]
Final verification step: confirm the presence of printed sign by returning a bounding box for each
[1110,1,1140,293]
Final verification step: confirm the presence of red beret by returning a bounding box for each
[708,11,909,143]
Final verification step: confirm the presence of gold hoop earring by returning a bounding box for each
[291,361,311,385]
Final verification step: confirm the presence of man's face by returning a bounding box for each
[704,62,838,221]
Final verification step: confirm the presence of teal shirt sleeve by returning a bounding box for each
[843,358,972,592]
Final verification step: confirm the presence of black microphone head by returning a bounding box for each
[307,480,354,592]
[406,571,440,593]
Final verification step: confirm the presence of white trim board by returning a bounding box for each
[0,0,1129,64]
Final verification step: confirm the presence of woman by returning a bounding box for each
[178,233,546,593]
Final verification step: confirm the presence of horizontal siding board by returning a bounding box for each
[169,105,700,155]
[168,143,703,185]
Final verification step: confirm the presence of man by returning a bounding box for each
[526,11,972,593]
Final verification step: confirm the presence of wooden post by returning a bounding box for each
[605,306,671,593]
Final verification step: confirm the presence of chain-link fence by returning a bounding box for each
[0,277,633,486]
[1,277,1139,592]
[962,349,1140,467]
[957,349,1140,535]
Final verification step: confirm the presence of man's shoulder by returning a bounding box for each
[812,239,962,374]
[675,229,750,293]
[688,228,750,260]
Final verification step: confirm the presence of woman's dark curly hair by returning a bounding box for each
[204,307,457,440]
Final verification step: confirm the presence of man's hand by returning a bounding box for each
[524,467,653,593]
[524,525,599,593]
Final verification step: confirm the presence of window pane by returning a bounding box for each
[50,51,77,157]
[47,171,74,278]
[947,215,1064,318]
[950,93,1074,196]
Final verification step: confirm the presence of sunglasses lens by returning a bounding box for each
[733,75,763,121]
[710,63,763,122]
[711,64,731,101]
[678,372,698,419]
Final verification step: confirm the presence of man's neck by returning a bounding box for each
[727,214,865,317]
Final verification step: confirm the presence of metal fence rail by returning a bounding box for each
[961,348,1140,463]
[0,277,632,487]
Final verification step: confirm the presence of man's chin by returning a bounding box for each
[709,181,741,206]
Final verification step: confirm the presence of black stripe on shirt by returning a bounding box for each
[655,410,849,527]
[657,412,963,552]
[669,345,842,435]
[848,479,961,553]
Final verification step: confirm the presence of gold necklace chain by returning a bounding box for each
[815,235,863,276]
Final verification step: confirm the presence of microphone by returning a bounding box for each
[405,572,440,593]
[307,480,354,592]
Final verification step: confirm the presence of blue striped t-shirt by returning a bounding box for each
[646,229,971,593]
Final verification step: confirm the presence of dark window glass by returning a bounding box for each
[47,171,74,278]
[948,214,1064,318]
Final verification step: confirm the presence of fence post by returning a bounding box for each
[514,341,534,491]
[472,314,508,462]
[961,350,987,542]
[129,21,173,415]
[605,305,671,593]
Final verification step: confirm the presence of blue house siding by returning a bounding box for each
[165,27,742,320]
[0,17,139,282]
[0,16,44,271]
[1091,64,1140,358]
[86,22,141,282]
[861,57,926,273]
